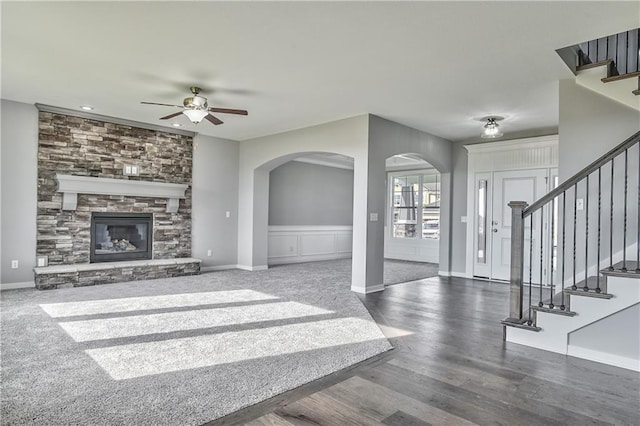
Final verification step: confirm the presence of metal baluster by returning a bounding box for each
[622,149,628,272]
[572,183,578,290]
[528,214,533,325]
[549,197,566,311]
[625,31,629,74]
[559,192,566,310]
[583,176,590,291]
[609,158,614,270]
[540,206,553,309]
[637,144,640,273]
[597,167,602,293]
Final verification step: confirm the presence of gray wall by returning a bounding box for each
[558,80,640,276]
[269,161,354,226]
[1,100,38,285]
[449,142,469,275]
[569,303,640,360]
[559,79,640,180]
[367,115,453,284]
[191,134,239,269]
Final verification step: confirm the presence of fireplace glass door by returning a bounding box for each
[90,213,153,263]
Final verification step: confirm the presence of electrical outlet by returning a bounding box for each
[207,250,212,257]
[11,260,19,269]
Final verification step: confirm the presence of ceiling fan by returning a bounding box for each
[141,86,248,125]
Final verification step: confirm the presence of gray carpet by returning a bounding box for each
[1,261,391,425]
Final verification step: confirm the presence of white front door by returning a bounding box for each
[489,169,548,281]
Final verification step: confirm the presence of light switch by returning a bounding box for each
[225,211,231,218]
[576,199,584,210]
[461,216,467,223]
[370,213,378,222]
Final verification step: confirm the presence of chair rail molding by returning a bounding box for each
[55,174,189,213]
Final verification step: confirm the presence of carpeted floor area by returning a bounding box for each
[1,261,392,425]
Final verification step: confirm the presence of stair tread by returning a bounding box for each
[576,59,613,71]
[564,288,613,299]
[531,305,576,316]
[501,319,541,332]
[602,71,640,83]
[601,261,640,277]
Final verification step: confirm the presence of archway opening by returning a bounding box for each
[383,153,441,285]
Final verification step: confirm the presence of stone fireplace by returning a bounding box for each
[33,106,200,289]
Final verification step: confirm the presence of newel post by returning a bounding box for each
[505,201,528,324]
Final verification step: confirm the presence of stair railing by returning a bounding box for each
[556,28,639,76]
[504,130,640,327]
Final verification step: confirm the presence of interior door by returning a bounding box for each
[490,169,548,281]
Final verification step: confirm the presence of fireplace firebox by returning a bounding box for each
[90,213,153,263]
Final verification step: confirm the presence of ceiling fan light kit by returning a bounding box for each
[141,86,248,126]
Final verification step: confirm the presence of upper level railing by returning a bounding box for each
[557,28,639,76]
[578,28,639,75]
[504,130,640,326]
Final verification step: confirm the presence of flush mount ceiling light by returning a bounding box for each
[480,116,504,139]
[171,123,183,127]
[79,105,94,111]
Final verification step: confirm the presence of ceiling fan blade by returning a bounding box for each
[141,102,182,108]
[159,111,184,120]
[205,114,224,125]
[208,107,248,116]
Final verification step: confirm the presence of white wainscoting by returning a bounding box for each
[268,226,352,265]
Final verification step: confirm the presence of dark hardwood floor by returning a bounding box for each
[209,276,640,425]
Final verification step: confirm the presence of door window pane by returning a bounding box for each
[477,180,488,263]
[393,175,418,238]
[421,174,440,239]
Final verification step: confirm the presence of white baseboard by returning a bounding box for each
[268,252,351,266]
[200,264,238,272]
[1,281,35,291]
[351,283,385,294]
[236,264,269,272]
[568,345,640,372]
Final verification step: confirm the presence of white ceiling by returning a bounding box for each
[2,2,638,142]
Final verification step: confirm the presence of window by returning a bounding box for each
[390,172,440,239]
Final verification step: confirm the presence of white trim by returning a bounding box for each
[1,281,35,291]
[351,284,385,294]
[464,135,559,278]
[236,264,268,271]
[567,345,640,372]
[449,271,472,278]
[200,264,239,272]
[269,253,351,265]
[55,174,189,213]
[438,270,450,277]
[464,135,558,154]
[268,225,353,232]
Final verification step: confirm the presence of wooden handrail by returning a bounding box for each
[523,130,640,217]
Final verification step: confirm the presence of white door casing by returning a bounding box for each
[464,135,559,280]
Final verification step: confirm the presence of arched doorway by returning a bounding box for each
[383,154,441,285]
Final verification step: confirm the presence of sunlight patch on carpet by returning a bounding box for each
[86,317,386,380]
[59,301,333,342]
[39,289,278,317]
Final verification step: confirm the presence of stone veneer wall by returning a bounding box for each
[37,111,193,265]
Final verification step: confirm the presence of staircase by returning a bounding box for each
[502,130,640,372]
[557,28,640,110]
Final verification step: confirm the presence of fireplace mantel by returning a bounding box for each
[56,174,189,213]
